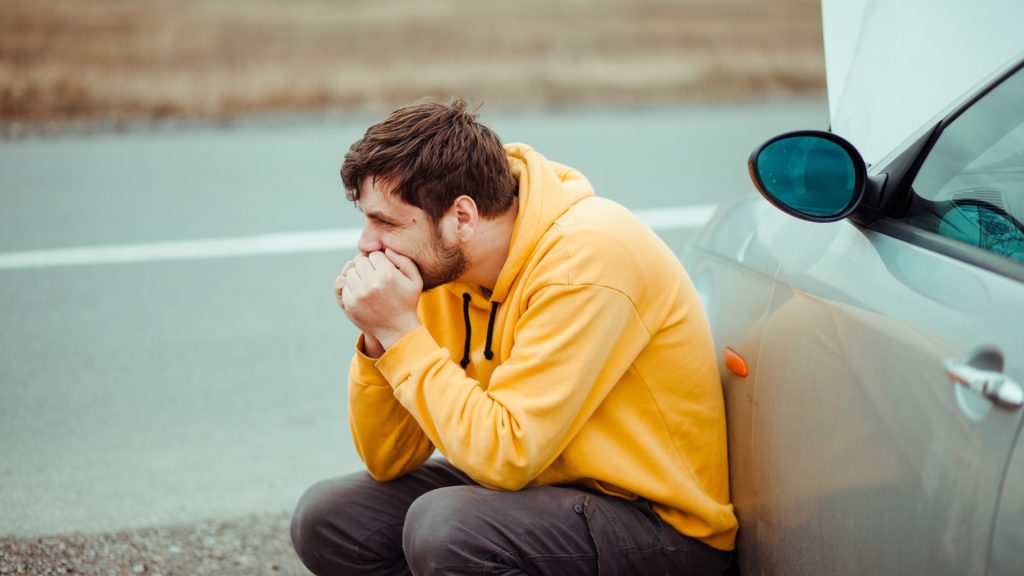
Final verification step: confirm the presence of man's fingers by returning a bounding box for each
[345,267,360,289]
[367,251,392,272]
[354,255,374,277]
[384,248,421,281]
[338,260,358,288]
[334,272,348,312]
[339,260,359,286]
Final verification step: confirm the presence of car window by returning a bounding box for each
[897,66,1024,263]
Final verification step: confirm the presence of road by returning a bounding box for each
[0,100,827,537]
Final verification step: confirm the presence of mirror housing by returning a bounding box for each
[748,130,867,222]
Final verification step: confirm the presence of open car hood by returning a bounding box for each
[821,0,1024,165]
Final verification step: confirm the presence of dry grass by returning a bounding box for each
[0,0,824,129]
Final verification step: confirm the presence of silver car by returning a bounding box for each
[681,41,1024,576]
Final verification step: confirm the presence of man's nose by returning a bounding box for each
[356,226,382,255]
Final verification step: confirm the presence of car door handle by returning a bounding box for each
[944,347,1023,409]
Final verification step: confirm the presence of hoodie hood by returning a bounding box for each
[490,143,595,303]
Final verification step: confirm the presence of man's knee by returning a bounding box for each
[291,478,343,573]
[291,473,399,574]
[403,486,498,573]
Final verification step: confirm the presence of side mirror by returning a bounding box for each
[748,131,867,222]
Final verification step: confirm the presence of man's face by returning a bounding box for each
[354,177,468,291]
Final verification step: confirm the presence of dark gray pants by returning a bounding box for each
[291,459,733,575]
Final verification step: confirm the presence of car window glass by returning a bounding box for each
[898,67,1024,263]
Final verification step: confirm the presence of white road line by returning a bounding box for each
[0,204,717,270]
[638,203,718,231]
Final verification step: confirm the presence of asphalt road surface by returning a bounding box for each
[0,100,827,537]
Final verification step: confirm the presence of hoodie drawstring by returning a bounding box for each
[460,293,500,369]
[460,293,472,368]
[484,302,498,360]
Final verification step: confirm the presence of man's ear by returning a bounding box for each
[448,195,479,242]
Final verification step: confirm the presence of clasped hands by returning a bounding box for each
[335,249,423,358]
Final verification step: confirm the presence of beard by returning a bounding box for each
[418,225,469,291]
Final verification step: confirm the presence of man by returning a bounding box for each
[291,99,738,575]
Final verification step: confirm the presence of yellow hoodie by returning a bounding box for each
[347,143,738,551]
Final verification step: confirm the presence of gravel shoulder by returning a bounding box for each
[0,513,310,576]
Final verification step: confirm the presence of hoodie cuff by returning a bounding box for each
[350,334,390,387]
[376,325,444,388]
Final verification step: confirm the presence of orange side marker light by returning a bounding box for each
[724,347,749,378]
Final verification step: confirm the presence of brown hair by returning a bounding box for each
[341,99,517,222]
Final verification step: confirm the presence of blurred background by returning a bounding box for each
[1,0,823,132]
[1,1,825,574]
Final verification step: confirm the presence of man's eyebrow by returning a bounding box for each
[363,210,400,225]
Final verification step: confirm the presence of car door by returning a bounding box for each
[748,61,1024,574]
[682,197,815,564]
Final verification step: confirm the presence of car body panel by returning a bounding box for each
[991,430,1024,575]
[757,218,1023,573]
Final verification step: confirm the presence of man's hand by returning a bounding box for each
[335,249,423,356]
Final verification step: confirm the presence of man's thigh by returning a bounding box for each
[403,484,731,575]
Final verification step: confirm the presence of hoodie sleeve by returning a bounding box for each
[348,335,435,481]
[374,283,651,490]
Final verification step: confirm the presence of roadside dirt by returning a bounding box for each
[1,0,824,133]
[0,513,309,576]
